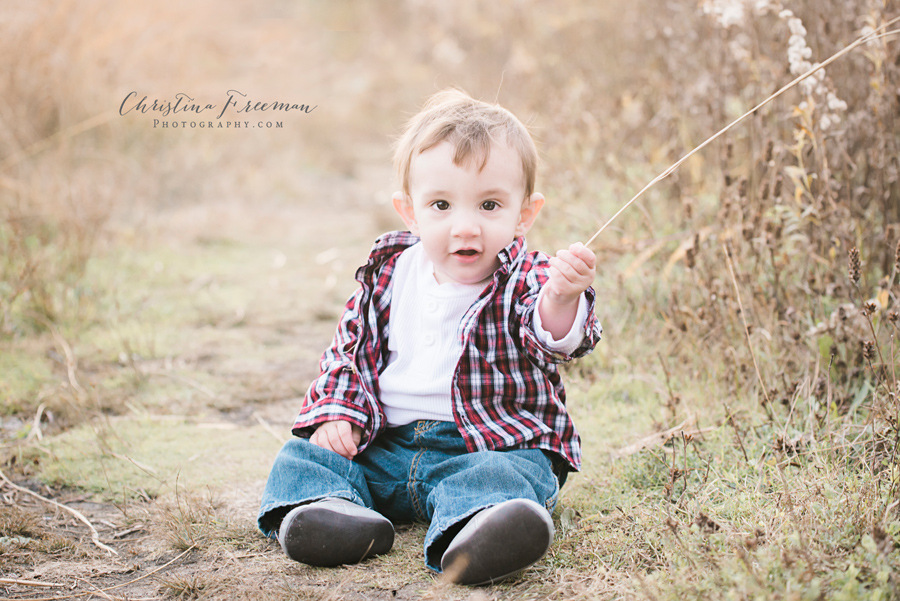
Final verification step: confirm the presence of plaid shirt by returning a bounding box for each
[293,231,602,472]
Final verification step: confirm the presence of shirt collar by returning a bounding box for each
[356,231,420,283]
[496,236,527,275]
[369,230,421,262]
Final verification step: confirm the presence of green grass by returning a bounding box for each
[548,347,900,600]
[33,417,282,499]
[0,348,52,416]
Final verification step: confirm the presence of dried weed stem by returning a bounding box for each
[585,17,900,247]
[0,111,118,172]
[722,400,750,463]
[723,243,772,407]
[27,312,87,398]
[0,578,65,588]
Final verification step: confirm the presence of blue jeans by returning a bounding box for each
[258,420,562,572]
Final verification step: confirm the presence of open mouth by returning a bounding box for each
[452,248,481,264]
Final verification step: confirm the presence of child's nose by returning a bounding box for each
[450,216,481,238]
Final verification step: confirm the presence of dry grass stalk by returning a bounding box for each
[0,111,118,172]
[27,312,87,397]
[721,400,750,463]
[26,402,48,442]
[253,412,288,444]
[723,243,773,408]
[584,16,900,247]
[0,577,65,588]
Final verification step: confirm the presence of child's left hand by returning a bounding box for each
[545,243,596,304]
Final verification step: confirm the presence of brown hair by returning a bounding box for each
[393,89,538,199]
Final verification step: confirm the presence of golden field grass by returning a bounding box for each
[1,1,899,599]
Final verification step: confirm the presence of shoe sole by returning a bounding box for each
[279,503,394,567]
[442,499,554,585]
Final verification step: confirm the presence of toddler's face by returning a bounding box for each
[393,140,542,287]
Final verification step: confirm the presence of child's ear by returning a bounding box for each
[515,193,544,237]
[392,191,420,236]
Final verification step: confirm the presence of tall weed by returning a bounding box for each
[0,1,116,334]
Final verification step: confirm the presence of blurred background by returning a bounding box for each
[3,0,897,381]
[0,0,658,251]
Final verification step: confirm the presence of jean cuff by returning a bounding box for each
[257,490,367,539]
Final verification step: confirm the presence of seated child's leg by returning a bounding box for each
[421,446,560,583]
[259,437,396,567]
[259,433,422,567]
[257,437,376,538]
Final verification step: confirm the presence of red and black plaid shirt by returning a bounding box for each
[293,231,602,472]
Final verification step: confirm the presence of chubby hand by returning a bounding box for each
[309,420,363,460]
[546,243,596,304]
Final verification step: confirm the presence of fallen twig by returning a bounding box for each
[109,452,160,478]
[614,415,716,458]
[75,577,117,601]
[0,578,65,588]
[112,524,145,539]
[0,467,117,555]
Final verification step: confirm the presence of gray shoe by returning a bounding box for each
[440,498,555,586]
[278,498,394,566]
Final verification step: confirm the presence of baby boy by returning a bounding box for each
[257,89,602,585]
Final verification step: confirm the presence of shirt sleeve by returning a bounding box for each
[292,286,377,444]
[532,287,590,356]
[513,251,602,365]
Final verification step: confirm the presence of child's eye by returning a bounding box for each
[481,200,498,211]
[433,200,450,210]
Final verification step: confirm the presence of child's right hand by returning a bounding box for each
[309,420,363,460]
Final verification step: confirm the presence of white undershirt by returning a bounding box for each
[379,243,588,427]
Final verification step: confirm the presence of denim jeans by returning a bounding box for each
[258,420,562,572]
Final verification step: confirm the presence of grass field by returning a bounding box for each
[2,1,899,599]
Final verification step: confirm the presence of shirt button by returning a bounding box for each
[424,333,435,345]
[427,300,438,312]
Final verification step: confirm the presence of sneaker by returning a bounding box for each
[440,498,555,585]
[278,498,394,567]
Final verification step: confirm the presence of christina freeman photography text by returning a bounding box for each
[119,89,316,128]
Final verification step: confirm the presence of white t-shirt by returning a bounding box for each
[378,243,588,427]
